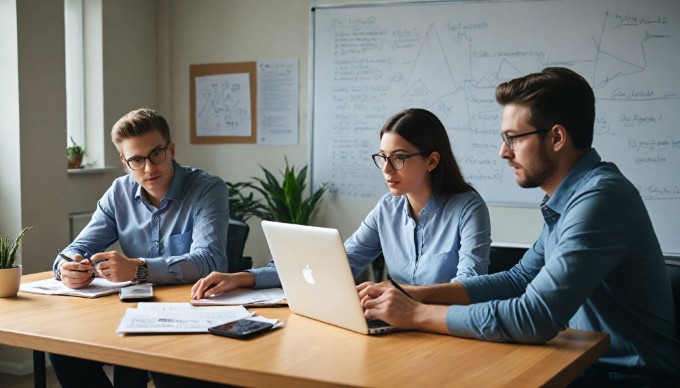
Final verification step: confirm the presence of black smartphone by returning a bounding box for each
[208,319,274,339]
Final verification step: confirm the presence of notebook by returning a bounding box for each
[261,220,397,335]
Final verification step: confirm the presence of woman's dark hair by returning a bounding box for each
[380,108,475,195]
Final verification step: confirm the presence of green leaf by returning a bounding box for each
[0,226,32,269]
[225,158,328,225]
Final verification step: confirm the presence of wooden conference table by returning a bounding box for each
[0,272,609,387]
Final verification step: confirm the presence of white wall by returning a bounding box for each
[162,0,544,268]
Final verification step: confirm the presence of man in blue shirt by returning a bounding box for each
[361,67,680,385]
[51,108,230,388]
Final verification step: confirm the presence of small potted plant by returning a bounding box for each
[67,136,86,169]
[0,226,31,297]
[227,158,328,225]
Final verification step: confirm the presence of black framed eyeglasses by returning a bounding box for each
[371,151,428,170]
[501,128,550,151]
[124,143,170,170]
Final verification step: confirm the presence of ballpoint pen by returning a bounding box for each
[386,273,413,299]
[57,251,74,263]
[57,250,94,276]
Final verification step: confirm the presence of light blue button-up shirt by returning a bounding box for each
[446,149,680,377]
[249,191,491,288]
[54,161,230,284]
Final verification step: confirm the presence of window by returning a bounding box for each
[64,0,85,148]
[64,0,105,168]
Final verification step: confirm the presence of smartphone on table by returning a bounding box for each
[119,283,154,301]
[208,319,274,339]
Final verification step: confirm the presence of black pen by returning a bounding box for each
[57,250,94,275]
[57,252,74,263]
[386,274,413,299]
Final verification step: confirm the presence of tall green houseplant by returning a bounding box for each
[0,226,32,269]
[228,159,327,225]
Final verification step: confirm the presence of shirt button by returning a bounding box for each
[155,241,159,246]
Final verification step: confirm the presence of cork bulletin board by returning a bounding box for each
[190,61,257,144]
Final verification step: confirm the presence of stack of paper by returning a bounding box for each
[20,278,133,298]
[190,287,287,306]
[116,302,254,334]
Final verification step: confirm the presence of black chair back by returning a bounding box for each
[489,246,527,274]
[227,219,251,273]
[665,258,680,335]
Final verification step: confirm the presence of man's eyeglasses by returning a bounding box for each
[371,151,428,170]
[124,143,170,170]
[501,128,550,151]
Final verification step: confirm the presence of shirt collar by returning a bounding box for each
[401,193,448,224]
[134,160,184,203]
[544,148,601,215]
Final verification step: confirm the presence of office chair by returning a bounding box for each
[665,258,680,336]
[488,246,527,274]
[227,219,252,273]
[371,253,386,282]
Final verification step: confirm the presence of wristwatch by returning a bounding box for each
[134,258,149,282]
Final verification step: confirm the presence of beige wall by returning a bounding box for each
[162,0,543,267]
[0,0,70,374]
[15,0,70,275]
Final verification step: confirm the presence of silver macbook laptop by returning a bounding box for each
[261,220,396,335]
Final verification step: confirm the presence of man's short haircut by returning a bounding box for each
[495,67,595,150]
[111,108,171,151]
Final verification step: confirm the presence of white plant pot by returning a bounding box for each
[0,265,22,297]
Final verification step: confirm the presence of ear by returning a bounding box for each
[119,153,127,169]
[550,125,568,152]
[168,142,176,159]
[427,151,440,172]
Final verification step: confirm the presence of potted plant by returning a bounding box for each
[226,181,265,222]
[0,226,31,297]
[67,136,86,169]
[227,159,328,225]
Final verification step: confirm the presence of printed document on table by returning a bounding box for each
[116,302,253,334]
[20,278,133,298]
[190,288,287,306]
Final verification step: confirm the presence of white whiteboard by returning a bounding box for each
[310,0,680,255]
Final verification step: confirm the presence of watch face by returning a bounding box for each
[135,265,149,280]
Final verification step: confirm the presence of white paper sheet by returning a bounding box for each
[190,288,287,307]
[257,58,298,145]
[20,278,133,298]
[116,303,253,334]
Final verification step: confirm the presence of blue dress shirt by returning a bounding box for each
[249,191,491,288]
[446,149,680,377]
[54,161,230,284]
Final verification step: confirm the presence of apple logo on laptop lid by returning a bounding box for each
[302,264,315,285]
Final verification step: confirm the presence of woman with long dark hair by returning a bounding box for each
[192,108,491,298]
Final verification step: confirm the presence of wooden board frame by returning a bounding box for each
[190,62,257,144]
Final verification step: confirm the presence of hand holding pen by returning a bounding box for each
[386,274,413,299]
[56,250,96,288]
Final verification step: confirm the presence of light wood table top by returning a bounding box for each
[0,272,609,387]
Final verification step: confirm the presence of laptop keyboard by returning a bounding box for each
[367,319,391,329]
